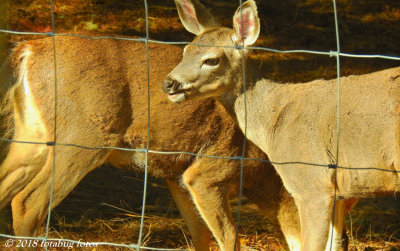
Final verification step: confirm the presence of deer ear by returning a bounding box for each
[174,0,218,35]
[232,0,260,46]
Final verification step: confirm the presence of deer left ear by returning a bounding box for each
[174,0,218,35]
[232,0,260,47]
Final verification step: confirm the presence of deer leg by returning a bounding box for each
[276,191,301,251]
[244,167,302,251]
[325,200,346,251]
[325,198,359,251]
[11,146,110,237]
[166,179,211,251]
[340,198,358,251]
[0,141,49,209]
[275,193,349,251]
[297,196,333,251]
[182,158,239,251]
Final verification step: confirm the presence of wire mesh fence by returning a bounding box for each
[0,0,400,250]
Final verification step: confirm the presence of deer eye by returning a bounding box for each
[202,58,220,66]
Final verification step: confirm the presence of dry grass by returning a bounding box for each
[2,166,398,250]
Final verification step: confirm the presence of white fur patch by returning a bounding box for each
[20,48,32,95]
[168,93,186,103]
[18,47,46,140]
[131,152,146,169]
[285,235,301,251]
[325,222,342,251]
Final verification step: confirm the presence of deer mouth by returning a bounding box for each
[168,89,188,103]
[162,78,193,103]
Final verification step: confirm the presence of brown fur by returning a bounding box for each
[164,0,399,250]
[0,36,300,250]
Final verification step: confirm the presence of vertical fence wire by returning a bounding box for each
[44,0,58,249]
[234,0,247,250]
[330,0,342,249]
[137,0,151,249]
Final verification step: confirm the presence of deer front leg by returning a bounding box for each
[323,198,358,251]
[297,196,333,251]
[182,158,240,251]
[278,194,350,251]
[166,178,211,251]
[276,191,301,251]
[325,200,346,251]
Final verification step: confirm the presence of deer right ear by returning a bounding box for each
[174,0,218,35]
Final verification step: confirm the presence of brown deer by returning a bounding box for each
[0,35,303,250]
[163,0,400,250]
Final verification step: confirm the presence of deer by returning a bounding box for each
[163,0,400,250]
[0,35,307,250]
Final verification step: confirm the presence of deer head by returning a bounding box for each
[162,0,260,103]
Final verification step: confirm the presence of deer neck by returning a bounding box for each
[218,70,287,155]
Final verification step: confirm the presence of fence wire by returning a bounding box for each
[137,0,151,249]
[330,0,341,249]
[0,0,399,250]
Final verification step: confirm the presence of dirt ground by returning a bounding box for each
[0,0,400,250]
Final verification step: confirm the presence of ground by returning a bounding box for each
[0,0,400,250]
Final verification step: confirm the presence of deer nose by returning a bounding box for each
[162,78,181,94]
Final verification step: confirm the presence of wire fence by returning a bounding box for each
[0,0,399,250]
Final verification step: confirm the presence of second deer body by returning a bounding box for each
[164,0,400,250]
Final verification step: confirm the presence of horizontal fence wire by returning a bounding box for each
[0,137,399,173]
[1,29,400,61]
[0,0,400,249]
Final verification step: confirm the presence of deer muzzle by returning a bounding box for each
[162,77,182,94]
[162,77,188,103]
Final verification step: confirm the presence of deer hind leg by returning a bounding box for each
[11,146,110,237]
[166,179,211,251]
[0,92,50,210]
[0,69,49,209]
[0,142,48,210]
[182,158,239,251]
[0,141,48,237]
